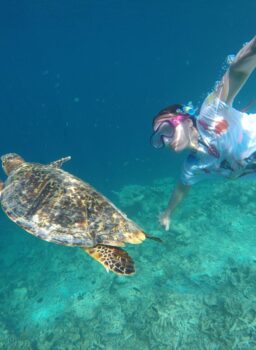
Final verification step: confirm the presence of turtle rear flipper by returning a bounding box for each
[49,156,71,168]
[83,244,135,275]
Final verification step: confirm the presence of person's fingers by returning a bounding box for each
[159,213,171,230]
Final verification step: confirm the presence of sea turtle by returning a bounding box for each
[0,153,160,275]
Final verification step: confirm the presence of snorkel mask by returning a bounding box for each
[150,102,197,149]
[151,115,189,149]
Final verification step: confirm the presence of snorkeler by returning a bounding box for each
[151,35,256,230]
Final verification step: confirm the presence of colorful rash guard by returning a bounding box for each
[181,97,256,185]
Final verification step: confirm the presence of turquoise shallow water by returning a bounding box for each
[1,1,256,349]
[1,176,256,349]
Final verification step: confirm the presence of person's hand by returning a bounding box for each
[159,211,171,231]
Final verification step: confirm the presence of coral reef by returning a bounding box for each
[1,177,256,349]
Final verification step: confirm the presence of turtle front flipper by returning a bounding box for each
[83,244,135,275]
[0,181,4,198]
[49,156,71,168]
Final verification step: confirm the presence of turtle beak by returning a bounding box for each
[1,159,8,175]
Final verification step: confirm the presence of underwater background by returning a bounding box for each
[1,1,256,349]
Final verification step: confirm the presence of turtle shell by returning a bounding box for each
[1,162,145,247]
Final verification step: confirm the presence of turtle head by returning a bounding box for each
[1,153,25,175]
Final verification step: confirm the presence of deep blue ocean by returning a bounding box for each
[1,1,256,349]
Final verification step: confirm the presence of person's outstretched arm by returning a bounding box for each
[160,181,190,230]
[217,35,256,105]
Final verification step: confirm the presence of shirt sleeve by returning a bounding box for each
[180,153,213,185]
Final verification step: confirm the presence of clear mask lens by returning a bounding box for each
[150,122,175,149]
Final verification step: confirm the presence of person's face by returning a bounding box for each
[166,119,198,152]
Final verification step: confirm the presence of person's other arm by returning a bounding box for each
[160,181,190,230]
[217,36,256,105]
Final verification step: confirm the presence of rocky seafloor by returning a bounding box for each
[1,177,256,350]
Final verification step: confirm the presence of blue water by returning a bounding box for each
[1,1,256,349]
